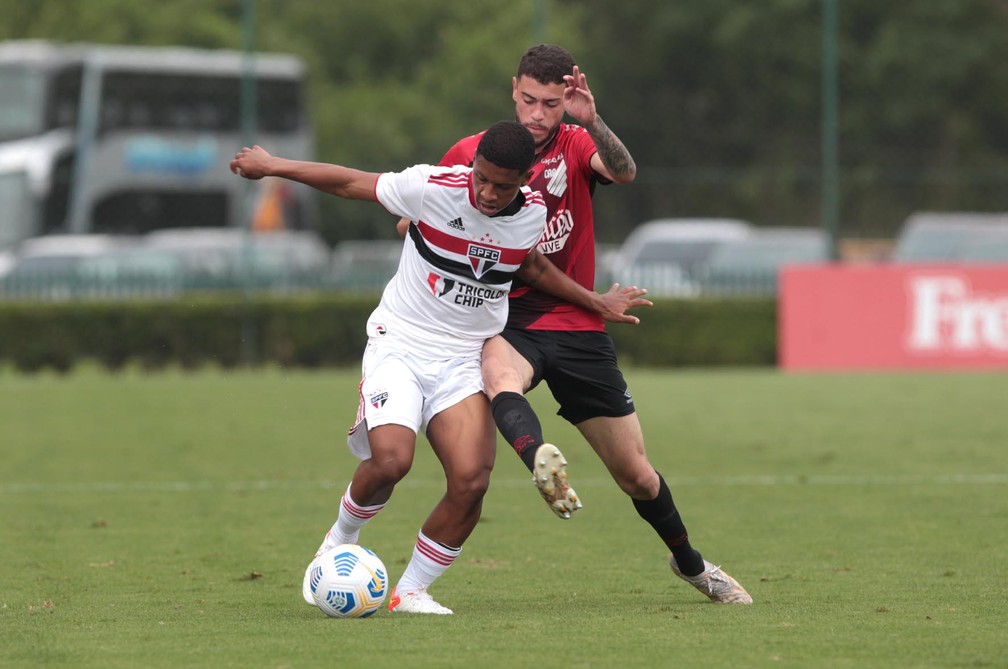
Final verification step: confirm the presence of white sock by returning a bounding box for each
[329,484,385,546]
[394,531,461,594]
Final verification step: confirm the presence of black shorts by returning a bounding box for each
[499,328,636,425]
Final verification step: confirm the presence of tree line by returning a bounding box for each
[2,0,1006,244]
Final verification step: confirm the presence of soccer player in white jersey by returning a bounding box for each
[230,121,645,615]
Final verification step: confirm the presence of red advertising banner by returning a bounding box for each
[779,265,1008,370]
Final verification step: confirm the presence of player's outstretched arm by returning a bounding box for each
[231,145,379,202]
[517,250,651,324]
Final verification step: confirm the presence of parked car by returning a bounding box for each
[0,234,138,299]
[606,218,753,297]
[75,246,185,297]
[696,227,830,296]
[955,238,1008,263]
[0,249,16,279]
[143,227,331,290]
[892,212,1008,263]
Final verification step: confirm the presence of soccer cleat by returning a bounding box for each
[669,555,753,604]
[532,443,583,519]
[387,587,453,615]
[301,530,339,605]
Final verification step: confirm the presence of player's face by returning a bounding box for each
[512,75,565,150]
[471,155,529,216]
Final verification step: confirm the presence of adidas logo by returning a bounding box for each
[447,217,464,231]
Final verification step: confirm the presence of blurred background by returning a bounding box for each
[1,0,1007,301]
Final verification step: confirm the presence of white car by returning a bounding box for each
[0,234,138,299]
[607,218,753,297]
[892,212,1008,263]
[696,227,830,296]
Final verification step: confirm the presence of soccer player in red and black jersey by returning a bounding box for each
[400,45,751,604]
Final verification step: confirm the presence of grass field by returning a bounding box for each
[1,366,1006,668]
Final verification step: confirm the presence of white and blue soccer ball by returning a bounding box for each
[308,544,388,618]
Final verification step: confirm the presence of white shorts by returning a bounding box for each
[347,340,484,459]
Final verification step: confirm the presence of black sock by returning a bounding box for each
[490,391,544,473]
[632,472,705,576]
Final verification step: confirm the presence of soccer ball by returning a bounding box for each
[308,544,388,618]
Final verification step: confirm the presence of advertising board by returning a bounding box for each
[779,265,1008,370]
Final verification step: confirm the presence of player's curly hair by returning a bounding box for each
[516,44,576,86]
[475,121,535,172]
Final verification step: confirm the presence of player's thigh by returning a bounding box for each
[482,334,535,398]
[426,392,496,486]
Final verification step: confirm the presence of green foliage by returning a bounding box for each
[0,0,242,46]
[258,2,586,241]
[575,0,1008,239]
[0,295,774,372]
[0,294,378,372]
[1,368,1006,667]
[611,298,776,366]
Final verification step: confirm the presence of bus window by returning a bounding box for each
[92,191,229,233]
[49,65,83,131]
[96,72,304,135]
[258,79,304,133]
[0,66,47,140]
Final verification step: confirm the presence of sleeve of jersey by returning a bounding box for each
[571,125,605,178]
[374,165,430,221]
[439,135,479,168]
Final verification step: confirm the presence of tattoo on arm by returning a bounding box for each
[588,115,636,179]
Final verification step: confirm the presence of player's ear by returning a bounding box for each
[512,76,520,101]
[521,169,533,186]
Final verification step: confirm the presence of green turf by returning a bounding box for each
[1,367,1006,668]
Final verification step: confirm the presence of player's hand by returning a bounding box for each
[596,283,652,324]
[562,65,597,126]
[230,145,272,180]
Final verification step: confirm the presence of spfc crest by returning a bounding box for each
[467,243,500,278]
[370,391,388,409]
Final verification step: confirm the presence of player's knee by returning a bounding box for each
[447,466,491,502]
[370,452,413,483]
[616,468,660,499]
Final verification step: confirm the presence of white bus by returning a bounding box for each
[0,40,316,249]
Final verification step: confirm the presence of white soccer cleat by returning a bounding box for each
[532,443,582,519]
[301,530,339,605]
[387,587,453,615]
[669,555,753,604]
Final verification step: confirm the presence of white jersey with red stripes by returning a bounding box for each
[370,163,547,359]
